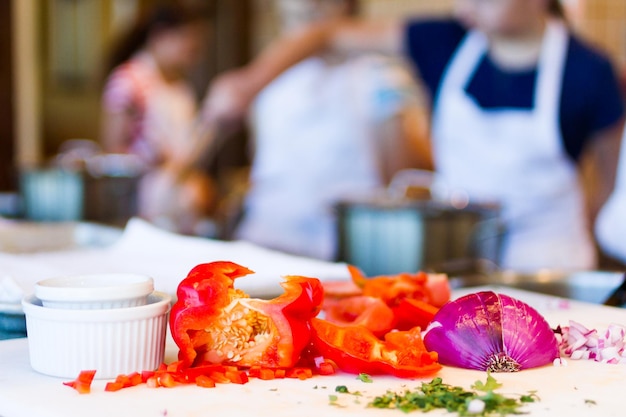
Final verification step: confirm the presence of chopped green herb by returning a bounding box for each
[335,385,349,393]
[584,399,597,405]
[367,374,538,416]
[329,394,346,408]
[357,373,374,383]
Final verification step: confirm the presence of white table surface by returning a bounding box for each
[2,286,626,417]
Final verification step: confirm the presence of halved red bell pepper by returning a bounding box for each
[170,261,323,368]
[310,317,441,378]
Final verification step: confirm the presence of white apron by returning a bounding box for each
[431,20,595,271]
[236,57,384,260]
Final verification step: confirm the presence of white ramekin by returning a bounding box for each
[34,273,154,309]
[22,291,171,379]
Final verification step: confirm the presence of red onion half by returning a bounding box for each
[423,291,559,372]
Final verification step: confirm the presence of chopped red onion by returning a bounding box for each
[422,291,560,372]
[557,320,626,364]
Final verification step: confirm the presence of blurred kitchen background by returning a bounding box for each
[1,0,625,266]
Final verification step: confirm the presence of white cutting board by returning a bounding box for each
[1,287,626,417]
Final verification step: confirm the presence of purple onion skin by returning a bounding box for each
[423,291,560,372]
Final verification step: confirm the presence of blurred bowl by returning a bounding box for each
[22,291,171,379]
[34,273,153,309]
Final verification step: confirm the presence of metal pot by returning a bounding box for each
[334,170,503,276]
[449,270,626,306]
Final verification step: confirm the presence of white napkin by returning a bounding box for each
[0,218,351,302]
[0,276,24,304]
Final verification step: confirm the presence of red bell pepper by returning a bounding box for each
[309,317,441,378]
[170,261,323,368]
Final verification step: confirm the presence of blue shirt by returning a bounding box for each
[403,19,625,161]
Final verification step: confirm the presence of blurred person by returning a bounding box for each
[100,3,218,236]
[204,0,625,271]
[210,0,432,260]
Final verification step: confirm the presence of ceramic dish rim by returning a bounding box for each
[22,291,171,322]
[34,273,154,303]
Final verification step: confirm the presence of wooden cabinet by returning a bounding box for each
[567,0,626,65]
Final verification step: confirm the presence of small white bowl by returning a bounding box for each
[34,273,154,309]
[22,292,171,379]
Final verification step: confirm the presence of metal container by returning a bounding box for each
[335,197,502,276]
[449,270,626,305]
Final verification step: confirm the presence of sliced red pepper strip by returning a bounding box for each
[323,295,395,337]
[321,279,363,298]
[310,317,441,378]
[347,265,450,308]
[170,261,323,369]
[392,298,439,331]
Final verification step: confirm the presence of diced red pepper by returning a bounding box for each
[169,261,323,368]
[225,369,249,384]
[63,370,97,394]
[105,371,144,392]
[195,375,216,388]
[127,372,143,387]
[285,367,313,380]
[104,381,124,392]
[208,371,231,384]
[318,361,336,375]
[249,366,276,380]
[146,376,159,388]
[141,370,155,383]
[310,318,441,378]
[157,371,177,388]
[167,361,184,373]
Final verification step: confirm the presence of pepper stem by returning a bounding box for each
[487,352,521,372]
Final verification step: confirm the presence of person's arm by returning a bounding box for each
[595,124,626,263]
[100,68,140,155]
[203,17,405,123]
[372,105,432,186]
[100,107,134,154]
[581,118,625,223]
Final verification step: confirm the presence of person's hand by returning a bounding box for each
[201,68,254,129]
